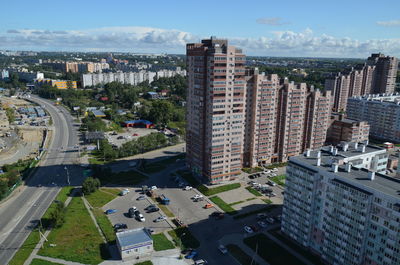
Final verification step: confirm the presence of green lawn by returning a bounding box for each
[168,227,200,249]
[97,170,148,185]
[30,258,63,265]
[135,261,153,265]
[263,199,273,204]
[244,234,306,265]
[209,196,237,215]
[198,183,241,196]
[152,233,175,251]
[270,175,286,186]
[226,244,260,265]
[93,208,116,243]
[151,197,175,218]
[88,157,108,165]
[38,197,106,264]
[85,188,119,208]
[233,205,278,220]
[242,167,264,174]
[245,186,262,196]
[9,187,73,265]
[101,188,122,197]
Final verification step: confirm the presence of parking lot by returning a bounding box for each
[106,127,157,148]
[103,188,173,234]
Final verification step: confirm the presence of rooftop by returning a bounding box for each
[116,228,152,248]
[291,145,400,199]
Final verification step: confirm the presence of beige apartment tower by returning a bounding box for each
[186,37,332,184]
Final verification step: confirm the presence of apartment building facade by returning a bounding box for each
[325,53,398,112]
[186,37,332,183]
[43,61,110,73]
[326,113,370,145]
[282,144,399,265]
[347,94,400,143]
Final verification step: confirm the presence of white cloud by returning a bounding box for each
[256,17,290,26]
[376,20,400,27]
[1,26,400,57]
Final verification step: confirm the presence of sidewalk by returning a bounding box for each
[219,233,269,265]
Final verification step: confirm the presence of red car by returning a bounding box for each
[133,133,139,136]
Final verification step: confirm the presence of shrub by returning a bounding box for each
[82,177,100,195]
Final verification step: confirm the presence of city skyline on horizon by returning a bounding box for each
[1,0,400,58]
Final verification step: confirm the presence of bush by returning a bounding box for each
[82,177,100,195]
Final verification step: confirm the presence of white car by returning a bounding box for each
[138,214,145,222]
[218,244,228,254]
[192,194,203,199]
[154,216,167,222]
[150,186,158,190]
[184,186,193,190]
[244,226,254,233]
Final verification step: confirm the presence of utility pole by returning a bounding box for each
[64,166,70,185]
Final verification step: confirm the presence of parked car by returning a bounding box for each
[210,211,224,219]
[132,133,139,136]
[147,207,160,213]
[120,189,129,196]
[181,248,193,254]
[113,223,127,231]
[136,195,146,201]
[192,194,203,200]
[204,203,214,209]
[128,208,135,218]
[193,197,204,202]
[244,226,254,233]
[150,185,158,190]
[145,204,157,211]
[117,136,124,140]
[137,213,145,222]
[258,221,267,228]
[218,245,228,254]
[154,216,167,222]
[105,209,117,215]
[194,259,208,265]
[185,250,198,259]
[184,186,193,190]
[250,225,259,232]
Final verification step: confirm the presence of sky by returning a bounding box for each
[1,0,400,58]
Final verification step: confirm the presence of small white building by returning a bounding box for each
[116,228,153,260]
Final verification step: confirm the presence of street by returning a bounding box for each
[0,96,82,265]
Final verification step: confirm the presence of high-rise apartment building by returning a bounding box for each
[325,53,398,112]
[282,144,400,265]
[347,93,400,142]
[186,37,331,183]
[367,53,399,94]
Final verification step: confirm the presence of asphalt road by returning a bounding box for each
[0,96,81,265]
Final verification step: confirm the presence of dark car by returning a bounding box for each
[181,248,193,255]
[210,211,224,219]
[128,208,135,218]
[113,223,127,231]
[147,207,160,213]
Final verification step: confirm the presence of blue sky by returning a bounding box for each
[1,0,400,57]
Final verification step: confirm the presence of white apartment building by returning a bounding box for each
[347,93,400,143]
[282,143,400,265]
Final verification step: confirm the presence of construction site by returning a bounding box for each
[0,96,50,166]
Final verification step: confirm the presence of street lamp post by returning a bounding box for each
[64,166,70,185]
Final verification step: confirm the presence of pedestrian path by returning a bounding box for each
[220,233,269,265]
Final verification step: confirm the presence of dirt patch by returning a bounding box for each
[19,129,43,143]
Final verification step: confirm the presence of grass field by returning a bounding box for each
[152,233,175,251]
[244,234,306,265]
[93,208,116,243]
[270,175,286,186]
[168,227,200,249]
[226,244,260,265]
[198,183,241,196]
[242,167,264,174]
[209,196,238,215]
[38,197,106,264]
[135,261,153,265]
[85,188,119,208]
[245,186,262,196]
[30,258,63,265]
[8,187,73,265]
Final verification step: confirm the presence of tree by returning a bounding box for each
[49,202,66,228]
[82,177,100,195]
[147,100,174,125]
